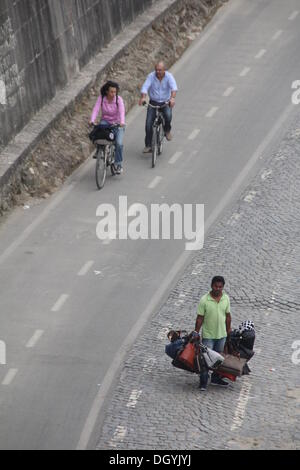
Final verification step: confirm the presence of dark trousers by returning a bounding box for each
[145,102,172,147]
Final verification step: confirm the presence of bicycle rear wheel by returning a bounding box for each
[95,146,107,189]
[151,127,158,168]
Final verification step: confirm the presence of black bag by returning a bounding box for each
[89,125,115,142]
[228,329,255,360]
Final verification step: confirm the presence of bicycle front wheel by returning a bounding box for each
[95,146,107,189]
[158,124,164,155]
[151,128,158,168]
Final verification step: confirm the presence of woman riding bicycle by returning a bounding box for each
[90,81,125,174]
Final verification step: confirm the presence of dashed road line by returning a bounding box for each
[231,378,252,431]
[261,169,272,180]
[142,357,156,373]
[223,86,234,97]
[26,330,44,348]
[157,326,172,340]
[206,106,218,118]
[255,49,266,59]
[51,294,69,312]
[288,11,299,21]
[148,176,162,189]
[2,368,18,386]
[240,67,251,77]
[126,389,142,408]
[108,426,127,448]
[244,191,257,203]
[188,129,200,140]
[78,261,94,276]
[272,30,283,41]
[168,151,183,164]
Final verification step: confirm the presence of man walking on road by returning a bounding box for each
[195,276,232,390]
[139,61,178,153]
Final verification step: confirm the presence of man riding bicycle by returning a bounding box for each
[139,61,178,153]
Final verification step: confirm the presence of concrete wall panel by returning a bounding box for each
[0,0,155,148]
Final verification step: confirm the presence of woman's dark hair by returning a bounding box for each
[211,276,225,287]
[100,80,120,106]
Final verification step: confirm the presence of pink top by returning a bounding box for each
[90,95,126,125]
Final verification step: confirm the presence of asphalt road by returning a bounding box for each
[0,0,299,450]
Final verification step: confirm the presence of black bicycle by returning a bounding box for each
[143,102,169,168]
[91,126,119,190]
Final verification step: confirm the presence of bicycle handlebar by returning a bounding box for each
[142,101,170,109]
[91,123,120,129]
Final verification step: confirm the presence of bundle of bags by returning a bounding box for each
[165,320,255,381]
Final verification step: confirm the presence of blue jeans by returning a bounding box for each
[100,120,125,165]
[145,102,172,147]
[200,337,227,387]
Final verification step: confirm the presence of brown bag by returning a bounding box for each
[217,354,247,377]
[178,342,196,370]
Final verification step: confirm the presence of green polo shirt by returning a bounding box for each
[197,292,230,339]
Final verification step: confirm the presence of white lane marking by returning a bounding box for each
[148,176,162,189]
[227,212,241,226]
[174,301,185,307]
[171,0,241,75]
[223,86,234,97]
[265,308,272,316]
[142,356,156,373]
[168,151,183,164]
[26,330,44,348]
[157,325,172,340]
[94,271,103,276]
[0,79,7,105]
[240,67,251,77]
[272,30,283,40]
[231,378,252,431]
[78,261,94,276]
[188,129,200,140]
[244,191,257,203]
[51,294,69,312]
[269,290,277,305]
[206,106,218,118]
[255,49,266,59]
[288,11,299,20]
[261,169,272,180]
[76,101,296,451]
[126,389,142,408]
[108,426,127,448]
[2,368,18,386]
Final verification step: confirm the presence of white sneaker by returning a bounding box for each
[143,147,152,153]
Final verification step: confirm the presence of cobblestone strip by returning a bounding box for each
[95,116,300,450]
